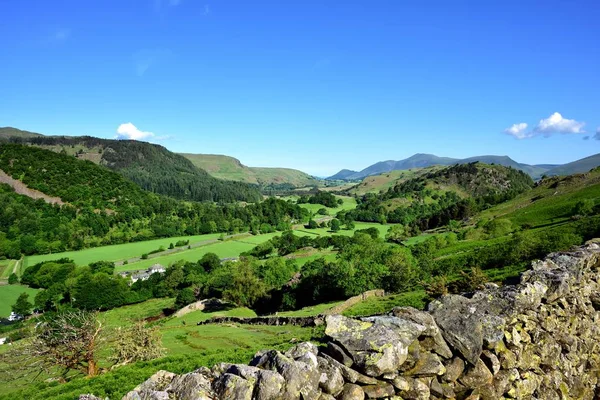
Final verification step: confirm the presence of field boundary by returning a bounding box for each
[321,289,386,315]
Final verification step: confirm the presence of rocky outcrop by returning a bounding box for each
[90,242,600,399]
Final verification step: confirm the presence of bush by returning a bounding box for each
[8,273,18,284]
[141,254,148,260]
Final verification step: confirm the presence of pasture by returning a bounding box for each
[0,284,40,317]
[24,233,224,269]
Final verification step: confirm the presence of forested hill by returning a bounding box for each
[0,144,308,258]
[342,162,534,232]
[1,131,262,203]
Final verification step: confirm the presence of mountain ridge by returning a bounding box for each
[327,153,579,180]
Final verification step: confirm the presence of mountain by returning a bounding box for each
[328,153,558,180]
[180,153,319,187]
[544,153,600,177]
[0,127,43,140]
[326,169,359,180]
[1,129,262,203]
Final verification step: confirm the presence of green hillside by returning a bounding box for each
[0,127,43,140]
[4,131,262,203]
[181,153,319,187]
[344,162,534,232]
[545,153,600,177]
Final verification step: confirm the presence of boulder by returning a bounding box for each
[213,373,253,400]
[325,315,409,377]
[337,383,365,400]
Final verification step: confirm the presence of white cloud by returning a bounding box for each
[533,112,585,136]
[504,122,529,139]
[115,123,154,140]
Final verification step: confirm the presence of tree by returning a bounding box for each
[573,199,594,216]
[330,219,341,232]
[109,321,164,368]
[175,287,197,308]
[223,260,267,307]
[306,219,318,229]
[385,224,407,243]
[345,220,355,230]
[2,310,102,381]
[199,252,221,272]
[8,273,18,285]
[11,293,32,317]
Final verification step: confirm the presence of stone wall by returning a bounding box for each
[196,316,324,327]
[84,242,600,399]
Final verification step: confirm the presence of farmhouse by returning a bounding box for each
[120,263,166,284]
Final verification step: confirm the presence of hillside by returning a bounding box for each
[181,153,319,187]
[343,162,534,231]
[0,127,43,140]
[326,169,359,180]
[544,153,600,177]
[3,130,262,203]
[328,153,558,180]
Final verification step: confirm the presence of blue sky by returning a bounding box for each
[1,0,599,176]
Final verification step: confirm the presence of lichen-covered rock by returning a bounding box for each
[317,356,345,396]
[402,352,445,377]
[226,364,285,400]
[325,315,409,377]
[458,359,493,389]
[337,383,364,400]
[251,349,321,399]
[213,373,253,400]
[326,341,354,367]
[428,295,484,366]
[361,382,395,398]
[166,372,214,400]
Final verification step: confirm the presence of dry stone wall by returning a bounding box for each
[83,242,600,399]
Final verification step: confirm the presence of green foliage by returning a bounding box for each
[175,287,196,308]
[298,191,339,208]
[11,292,32,316]
[330,219,341,232]
[10,137,262,203]
[7,273,18,284]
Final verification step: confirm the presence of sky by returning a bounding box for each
[1,0,599,176]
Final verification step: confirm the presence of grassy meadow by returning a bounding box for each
[0,285,40,317]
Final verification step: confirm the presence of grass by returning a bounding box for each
[24,233,224,269]
[0,285,40,317]
[276,301,344,317]
[342,290,427,317]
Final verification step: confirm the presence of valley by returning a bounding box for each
[1,133,600,399]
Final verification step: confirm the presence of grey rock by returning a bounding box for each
[166,372,214,400]
[361,383,395,398]
[327,341,354,367]
[226,364,285,400]
[317,356,345,396]
[337,383,365,400]
[213,373,253,400]
[325,315,409,376]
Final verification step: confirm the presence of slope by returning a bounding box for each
[544,153,600,177]
[0,127,43,140]
[181,153,319,187]
[4,131,262,203]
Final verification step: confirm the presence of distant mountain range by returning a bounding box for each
[327,153,600,181]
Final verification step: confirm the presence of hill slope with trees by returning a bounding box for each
[0,129,262,203]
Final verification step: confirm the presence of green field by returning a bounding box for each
[276,301,343,317]
[281,195,357,216]
[24,233,224,269]
[0,285,40,317]
[117,222,390,272]
[342,290,427,317]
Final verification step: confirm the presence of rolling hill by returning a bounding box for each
[180,153,319,187]
[0,127,43,140]
[328,153,559,180]
[544,153,600,177]
[0,128,262,203]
